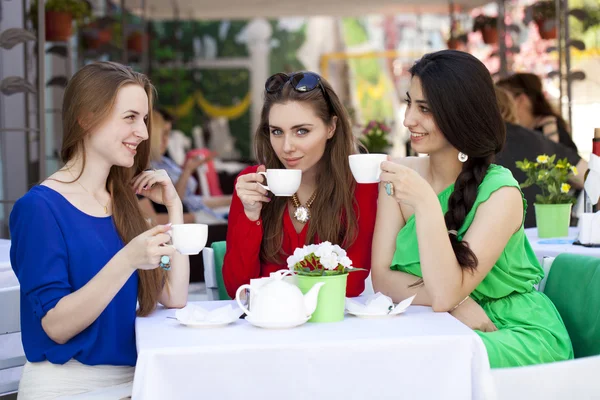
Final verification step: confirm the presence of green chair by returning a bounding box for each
[201,241,230,300]
[491,254,600,399]
[543,253,600,358]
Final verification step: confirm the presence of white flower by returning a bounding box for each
[339,256,353,269]
[287,247,309,270]
[331,244,347,258]
[304,244,318,254]
[314,242,334,258]
[319,252,340,270]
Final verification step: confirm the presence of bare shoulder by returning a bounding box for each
[40,171,75,194]
[475,185,523,231]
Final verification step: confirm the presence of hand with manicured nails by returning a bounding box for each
[379,160,437,209]
[235,165,271,221]
[123,224,176,270]
[132,169,180,208]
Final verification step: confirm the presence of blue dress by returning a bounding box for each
[10,186,139,366]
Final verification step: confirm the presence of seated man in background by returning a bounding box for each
[494,86,587,228]
[150,109,232,224]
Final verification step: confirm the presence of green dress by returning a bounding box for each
[391,164,573,368]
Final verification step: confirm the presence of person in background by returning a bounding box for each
[149,110,232,223]
[223,71,378,298]
[9,62,189,399]
[494,86,587,228]
[497,73,578,152]
[372,50,572,368]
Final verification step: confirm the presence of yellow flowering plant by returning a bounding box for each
[516,154,578,204]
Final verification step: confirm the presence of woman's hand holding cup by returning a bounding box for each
[122,224,176,270]
[235,165,271,221]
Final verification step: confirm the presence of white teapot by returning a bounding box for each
[235,270,325,323]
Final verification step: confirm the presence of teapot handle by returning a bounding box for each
[235,284,252,317]
[273,269,296,279]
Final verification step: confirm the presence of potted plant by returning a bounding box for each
[472,15,499,45]
[127,30,148,53]
[516,154,578,238]
[528,1,557,40]
[360,120,391,154]
[447,33,468,50]
[29,0,92,42]
[80,17,113,50]
[287,242,363,323]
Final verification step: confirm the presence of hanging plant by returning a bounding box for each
[472,15,498,45]
[28,0,92,42]
[527,1,557,40]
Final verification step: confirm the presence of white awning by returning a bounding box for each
[114,0,492,20]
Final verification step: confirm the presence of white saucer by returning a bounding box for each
[345,310,400,319]
[176,318,237,328]
[245,316,310,329]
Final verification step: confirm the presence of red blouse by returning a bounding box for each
[223,165,378,298]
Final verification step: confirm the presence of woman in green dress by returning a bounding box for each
[372,50,573,368]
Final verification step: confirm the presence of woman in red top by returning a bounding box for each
[223,72,378,298]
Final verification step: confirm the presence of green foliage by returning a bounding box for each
[341,18,368,46]
[269,20,307,74]
[530,1,556,20]
[472,15,498,32]
[149,19,308,159]
[516,154,578,205]
[29,0,92,30]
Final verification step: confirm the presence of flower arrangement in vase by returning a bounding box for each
[516,154,578,238]
[287,242,362,322]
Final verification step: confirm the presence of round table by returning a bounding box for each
[524,227,600,262]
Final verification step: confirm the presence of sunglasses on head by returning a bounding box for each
[265,72,333,112]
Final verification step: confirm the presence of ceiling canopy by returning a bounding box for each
[114,0,491,20]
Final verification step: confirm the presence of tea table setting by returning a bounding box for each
[133,299,493,400]
[131,155,496,399]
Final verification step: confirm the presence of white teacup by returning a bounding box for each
[349,154,387,183]
[258,169,301,196]
[171,224,208,255]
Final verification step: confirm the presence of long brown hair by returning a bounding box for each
[255,73,358,264]
[496,73,568,130]
[410,51,505,273]
[61,61,163,316]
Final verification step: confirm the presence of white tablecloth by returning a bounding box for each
[133,301,493,400]
[525,227,600,262]
[0,239,10,271]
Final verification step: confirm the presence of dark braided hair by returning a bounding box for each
[410,50,505,271]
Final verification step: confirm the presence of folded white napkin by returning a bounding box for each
[175,304,243,324]
[585,154,600,206]
[345,293,416,315]
[578,211,600,244]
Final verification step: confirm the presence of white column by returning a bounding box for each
[245,18,272,158]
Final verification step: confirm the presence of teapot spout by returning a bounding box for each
[303,282,326,316]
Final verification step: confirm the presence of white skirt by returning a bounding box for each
[18,359,134,400]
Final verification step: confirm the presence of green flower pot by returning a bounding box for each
[534,203,572,238]
[296,273,347,323]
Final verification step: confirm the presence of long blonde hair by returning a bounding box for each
[495,86,519,124]
[62,61,163,317]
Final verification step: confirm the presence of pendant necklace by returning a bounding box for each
[291,191,317,224]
